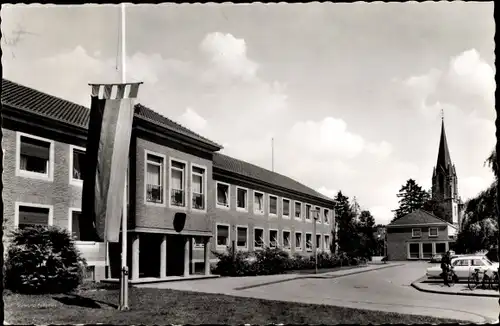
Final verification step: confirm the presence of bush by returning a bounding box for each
[5,225,87,294]
[212,246,256,276]
[253,247,290,275]
[212,246,367,277]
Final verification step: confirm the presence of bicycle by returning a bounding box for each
[488,270,499,290]
[468,268,490,290]
[444,266,458,287]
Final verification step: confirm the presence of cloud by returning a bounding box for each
[369,206,394,225]
[288,117,365,159]
[366,141,393,159]
[460,176,493,200]
[316,187,337,200]
[178,107,207,133]
[402,48,495,119]
[200,32,258,82]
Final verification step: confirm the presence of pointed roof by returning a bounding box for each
[388,209,456,228]
[436,120,452,172]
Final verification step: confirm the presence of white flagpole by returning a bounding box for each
[119,1,129,311]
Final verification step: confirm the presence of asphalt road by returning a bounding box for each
[139,262,498,323]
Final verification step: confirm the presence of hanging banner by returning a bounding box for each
[81,82,142,243]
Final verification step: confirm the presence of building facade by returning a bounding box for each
[2,79,334,282]
[386,209,458,260]
[386,118,462,260]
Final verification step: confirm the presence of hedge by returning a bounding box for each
[212,246,366,277]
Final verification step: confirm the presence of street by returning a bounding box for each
[138,262,498,323]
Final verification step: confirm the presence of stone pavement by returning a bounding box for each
[412,277,499,298]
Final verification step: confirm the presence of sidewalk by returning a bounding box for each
[412,277,499,298]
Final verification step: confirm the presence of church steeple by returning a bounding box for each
[436,119,452,173]
[431,114,462,226]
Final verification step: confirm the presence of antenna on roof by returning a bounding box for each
[272,137,274,172]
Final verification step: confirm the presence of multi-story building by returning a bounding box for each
[2,78,334,282]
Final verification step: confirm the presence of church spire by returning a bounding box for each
[436,118,452,172]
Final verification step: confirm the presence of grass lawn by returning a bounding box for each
[5,285,467,324]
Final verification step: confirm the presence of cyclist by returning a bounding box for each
[440,250,452,287]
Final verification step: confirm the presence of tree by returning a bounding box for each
[333,191,359,256]
[455,149,498,254]
[391,179,430,222]
[422,198,446,221]
[357,210,377,257]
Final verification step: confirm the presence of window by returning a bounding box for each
[435,243,446,255]
[305,204,312,221]
[193,236,204,249]
[429,227,438,237]
[269,195,278,216]
[216,224,230,247]
[408,243,420,259]
[254,191,264,214]
[269,230,278,248]
[471,259,485,267]
[18,134,53,178]
[324,209,329,224]
[146,153,164,204]
[295,232,303,251]
[324,234,330,251]
[282,199,290,218]
[315,207,321,223]
[316,234,322,250]
[453,259,469,267]
[70,146,85,185]
[283,231,291,250]
[412,228,421,238]
[236,187,248,211]
[422,243,432,259]
[70,209,82,241]
[306,233,312,251]
[295,202,302,220]
[216,182,230,208]
[17,204,51,229]
[170,160,186,207]
[254,228,264,249]
[236,226,248,249]
[191,166,206,210]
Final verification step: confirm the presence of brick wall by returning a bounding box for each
[2,127,106,279]
[387,225,450,261]
[134,137,214,233]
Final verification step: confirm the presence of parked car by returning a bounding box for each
[429,254,442,263]
[426,255,500,280]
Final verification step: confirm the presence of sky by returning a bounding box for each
[2,3,496,225]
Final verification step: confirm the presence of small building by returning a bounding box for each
[386,209,458,260]
[2,78,334,282]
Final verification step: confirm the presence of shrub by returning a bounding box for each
[253,247,290,275]
[5,225,87,294]
[212,246,255,276]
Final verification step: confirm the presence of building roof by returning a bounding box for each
[213,153,333,203]
[2,78,332,204]
[1,78,222,149]
[388,209,456,228]
[436,120,452,172]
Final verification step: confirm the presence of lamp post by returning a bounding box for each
[312,209,319,274]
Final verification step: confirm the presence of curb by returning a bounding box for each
[411,276,499,298]
[235,263,405,291]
